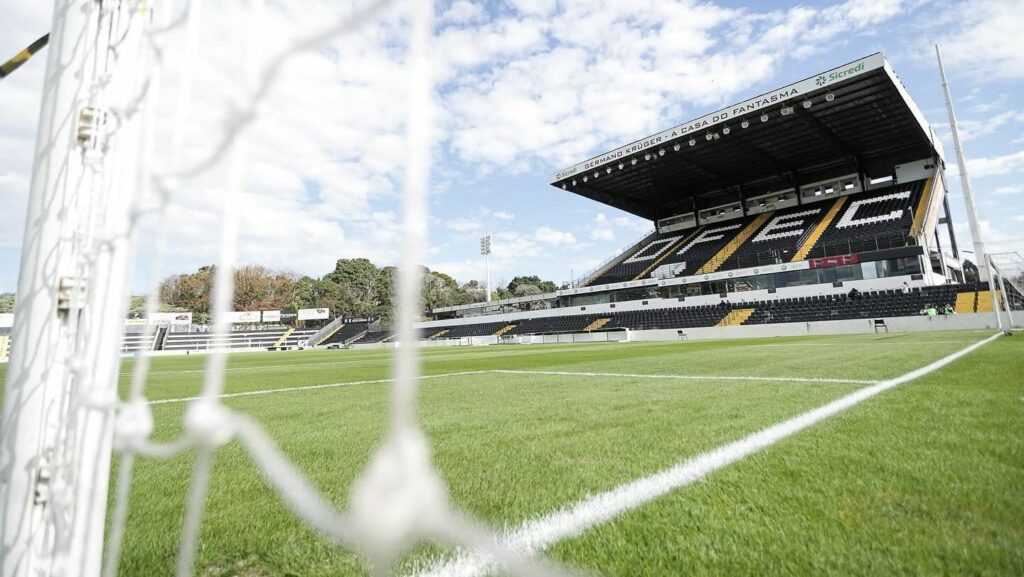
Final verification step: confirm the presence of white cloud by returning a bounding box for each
[930,0,1024,81]
[590,228,615,241]
[444,218,483,233]
[492,210,515,221]
[994,185,1023,196]
[441,0,485,24]
[534,226,576,245]
[967,150,1024,177]
[441,0,914,171]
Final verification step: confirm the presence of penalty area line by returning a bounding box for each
[492,369,878,385]
[414,332,1003,577]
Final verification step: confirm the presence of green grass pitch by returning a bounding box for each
[2,330,1023,576]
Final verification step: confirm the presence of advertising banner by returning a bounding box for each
[809,254,860,269]
[151,312,194,325]
[224,311,262,323]
[262,310,281,323]
[297,307,329,321]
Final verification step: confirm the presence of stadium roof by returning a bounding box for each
[550,53,945,222]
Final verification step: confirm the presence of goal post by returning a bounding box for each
[0,2,147,576]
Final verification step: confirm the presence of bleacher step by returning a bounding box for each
[493,324,517,336]
[954,291,976,314]
[715,308,756,327]
[272,327,294,348]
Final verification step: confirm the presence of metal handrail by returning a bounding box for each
[576,228,656,286]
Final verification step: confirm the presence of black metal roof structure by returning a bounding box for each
[550,53,944,222]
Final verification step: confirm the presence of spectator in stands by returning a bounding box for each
[902,281,912,294]
[848,287,862,300]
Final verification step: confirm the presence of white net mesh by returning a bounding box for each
[2,1,576,576]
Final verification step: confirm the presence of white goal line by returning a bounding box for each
[147,369,876,405]
[412,332,1003,577]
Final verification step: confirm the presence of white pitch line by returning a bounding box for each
[492,369,878,385]
[414,332,1003,577]
[147,368,875,406]
[147,371,491,405]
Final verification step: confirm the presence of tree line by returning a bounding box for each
[155,259,559,325]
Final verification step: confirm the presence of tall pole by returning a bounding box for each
[481,234,492,302]
[936,44,989,282]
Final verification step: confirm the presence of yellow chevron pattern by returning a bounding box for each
[716,308,756,327]
[792,196,849,262]
[583,318,611,332]
[0,335,9,359]
[493,324,517,336]
[634,226,705,281]
[954,291,976,314]
[428,329,450,340]
[697,213,772,274]
[273,327,294,348]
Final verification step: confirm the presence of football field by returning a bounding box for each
[5,330,1023,576]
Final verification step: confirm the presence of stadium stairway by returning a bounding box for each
[583,318,611,332]
[273,328,294,348]
[493,324,517,336]
[792,196,849,261]
[716,308,756,327]
[697,213,771,274]
[634,227,704,280]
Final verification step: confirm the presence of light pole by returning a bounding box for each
[936,44,989,282]
[480,234,492,302]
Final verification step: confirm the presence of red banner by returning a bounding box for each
[808,254,860,269]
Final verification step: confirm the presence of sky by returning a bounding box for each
[0,0,1022,295]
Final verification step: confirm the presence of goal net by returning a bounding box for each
[0,2,570,576]
[989,252,1024,330]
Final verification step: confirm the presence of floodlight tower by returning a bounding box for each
[480,234,492,302]
[936,44,990,282]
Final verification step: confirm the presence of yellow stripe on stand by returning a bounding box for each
[909,177,933,236]
[696,213,771,274]
[792,196,849,262]
[633,226,705,281]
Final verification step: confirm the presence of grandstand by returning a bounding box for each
[406,53,1012,343]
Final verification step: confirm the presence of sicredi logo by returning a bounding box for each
[819,61,866,86]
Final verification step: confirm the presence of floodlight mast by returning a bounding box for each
[936,44,989,283]
[480,234,492,302]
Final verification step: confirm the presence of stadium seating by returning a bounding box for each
[804,180,926,258]
[413,284,977,340]
[583,180,925,286]
[351,331,393,344]
[121,331,156,353]
[319,322,370,347]
[161,328,317,351]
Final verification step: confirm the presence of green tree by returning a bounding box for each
[0,293,15,314]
